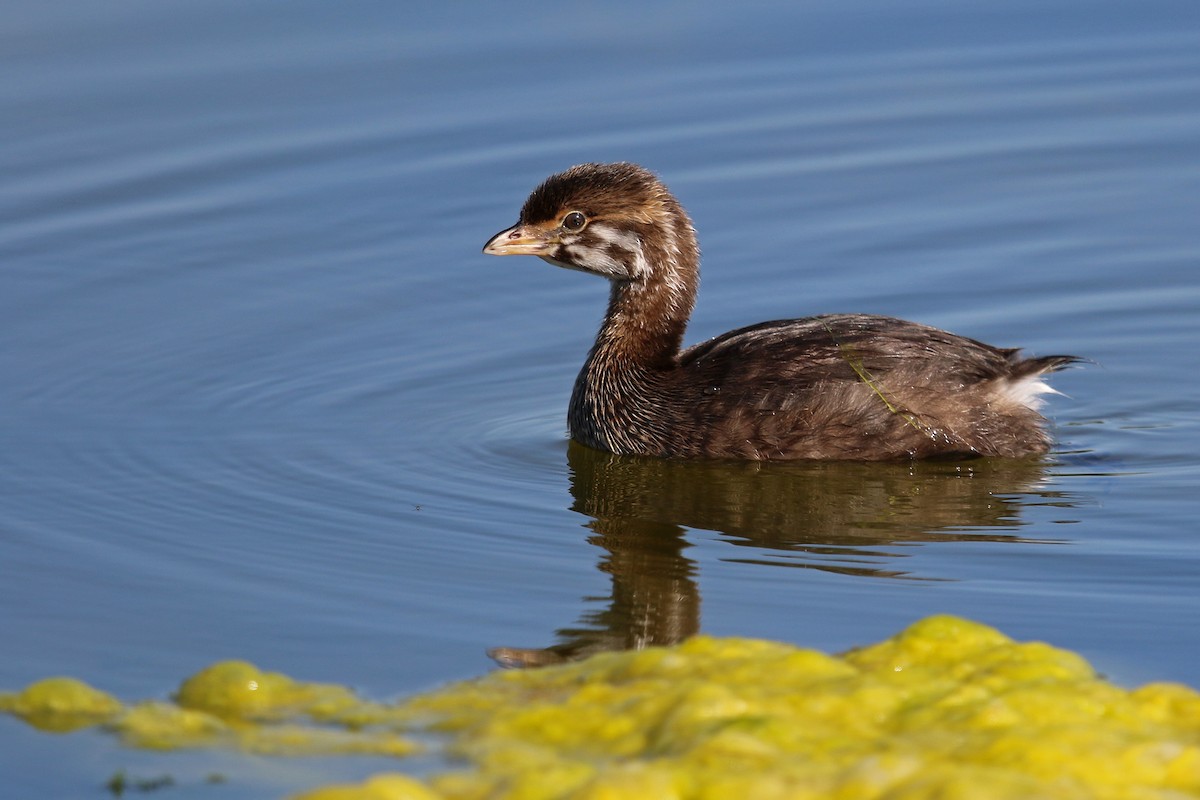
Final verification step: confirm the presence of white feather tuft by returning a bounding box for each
[1002,374,1063,411]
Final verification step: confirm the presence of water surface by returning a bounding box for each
[2,1,1199,796]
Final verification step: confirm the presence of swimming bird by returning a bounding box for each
[484,162,1077,460]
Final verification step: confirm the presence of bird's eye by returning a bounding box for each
[562,211,587,231]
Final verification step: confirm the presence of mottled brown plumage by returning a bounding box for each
[484,162,1078,460]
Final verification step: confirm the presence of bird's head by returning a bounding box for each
[483,162,697,282]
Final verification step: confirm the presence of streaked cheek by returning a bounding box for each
[590,246,634,276]
[590,224,642,253]
[552,243,631,277]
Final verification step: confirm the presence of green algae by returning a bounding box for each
[4,616,1199,799]
[0,676,123,732]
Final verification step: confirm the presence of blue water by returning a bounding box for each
[3,0,1199,796]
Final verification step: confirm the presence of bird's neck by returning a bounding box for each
[568,264,696,455]
[569,218,700,455]
[593,273,694,368]
[592,223,699,370]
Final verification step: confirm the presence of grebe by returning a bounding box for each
[484,162,1076,460]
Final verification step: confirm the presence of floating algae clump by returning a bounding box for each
[395,615,1200,800]
[108,698,420,756]
[110,661,421,756]
[176,659,361,722]
[113,701,232,750]
[1,661,421,758]
[0,676,122,732]
[4,617,1200,799]
[291,773,442,800]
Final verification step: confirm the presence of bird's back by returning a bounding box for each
[656,313,1076,460]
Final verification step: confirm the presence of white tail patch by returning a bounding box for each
[1001,374,1063,411]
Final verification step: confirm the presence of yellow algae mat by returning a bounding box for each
[4,615,1199,799]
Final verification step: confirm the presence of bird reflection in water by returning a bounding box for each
[488,443,1077,668]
